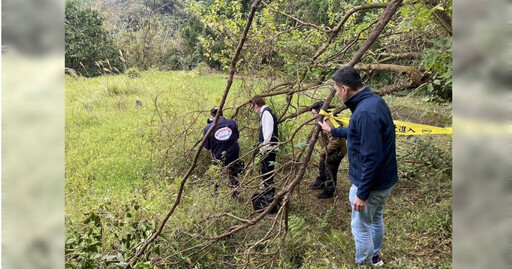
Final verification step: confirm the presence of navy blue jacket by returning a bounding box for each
[203,118,240,165]
[331,87,398,200]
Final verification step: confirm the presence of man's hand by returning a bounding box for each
[317,119,332,133]
[259,146,268,154]
[353,195,367,212]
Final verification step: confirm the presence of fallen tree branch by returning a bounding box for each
[354,63,426,85]
[348,0,403,67]
[375,81,414,96]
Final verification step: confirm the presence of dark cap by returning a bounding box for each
[310,101,324,112]
[210,107,223,117]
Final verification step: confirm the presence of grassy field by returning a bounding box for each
[66,70,452,268]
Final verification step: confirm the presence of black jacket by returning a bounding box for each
[204,118,240,165]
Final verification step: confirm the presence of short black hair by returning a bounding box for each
[310,101,324,112]
[331,66,363,90]
[210,107,223,117]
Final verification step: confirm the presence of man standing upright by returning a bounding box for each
[250,95,279,194]
[318,66,398,266]
[203,107,241,198]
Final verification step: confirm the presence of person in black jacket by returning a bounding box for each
[318,66,398,267]
[203,107,241,197]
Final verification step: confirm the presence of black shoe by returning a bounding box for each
[317,190,333,199]
[372,255,384,266]
[309,180,325,189]
[231,190,240,199]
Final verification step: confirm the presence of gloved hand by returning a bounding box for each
[326,152,344,163]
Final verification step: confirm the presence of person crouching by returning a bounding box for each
[203,107,242,198]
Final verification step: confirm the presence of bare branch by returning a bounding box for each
[262,1,328,33]
[312,3,389,60]
[348,0,404,66]
[354,63,426,85]
[375,81,414,96]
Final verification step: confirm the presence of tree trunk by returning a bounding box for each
[354,63,426,86]
[422,0,452,36]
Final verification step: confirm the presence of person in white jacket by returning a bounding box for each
[250,95,279,194]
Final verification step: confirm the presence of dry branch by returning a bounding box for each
[262,1,328,33]
[354,63,426,85]
[312,3,389,60]
[375,81,414,96]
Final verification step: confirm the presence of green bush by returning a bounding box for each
[417,38,452,102]
[192,62,213,76]
[65,1,125,77]
[126,68,141,78]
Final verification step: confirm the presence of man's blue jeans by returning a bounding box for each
[349,184,393,265]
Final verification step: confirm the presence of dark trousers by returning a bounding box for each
[317,153,343,193]
[261,151,276,186]
[212,159,240,189]
[227,164,240,188]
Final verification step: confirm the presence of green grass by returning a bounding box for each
[66,70,452,268]
[65,70,243,220]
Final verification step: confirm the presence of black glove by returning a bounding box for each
[326,152,344,163]
[237,159,246,174]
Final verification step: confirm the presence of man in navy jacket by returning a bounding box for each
[318,66,398,267]
[204,107,241,197]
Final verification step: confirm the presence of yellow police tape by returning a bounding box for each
[319,109,452,136]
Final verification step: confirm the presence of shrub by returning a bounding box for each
[65,1,125,77]
[193,62,213,76]
[126,68,141,78]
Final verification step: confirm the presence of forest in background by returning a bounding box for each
[66,0,451,102]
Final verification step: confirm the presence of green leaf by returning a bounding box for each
[427,84,434,93]
[117,252,125,262]
[86,241,101,252]
[102,255,118,263]
[295,141,308,148]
